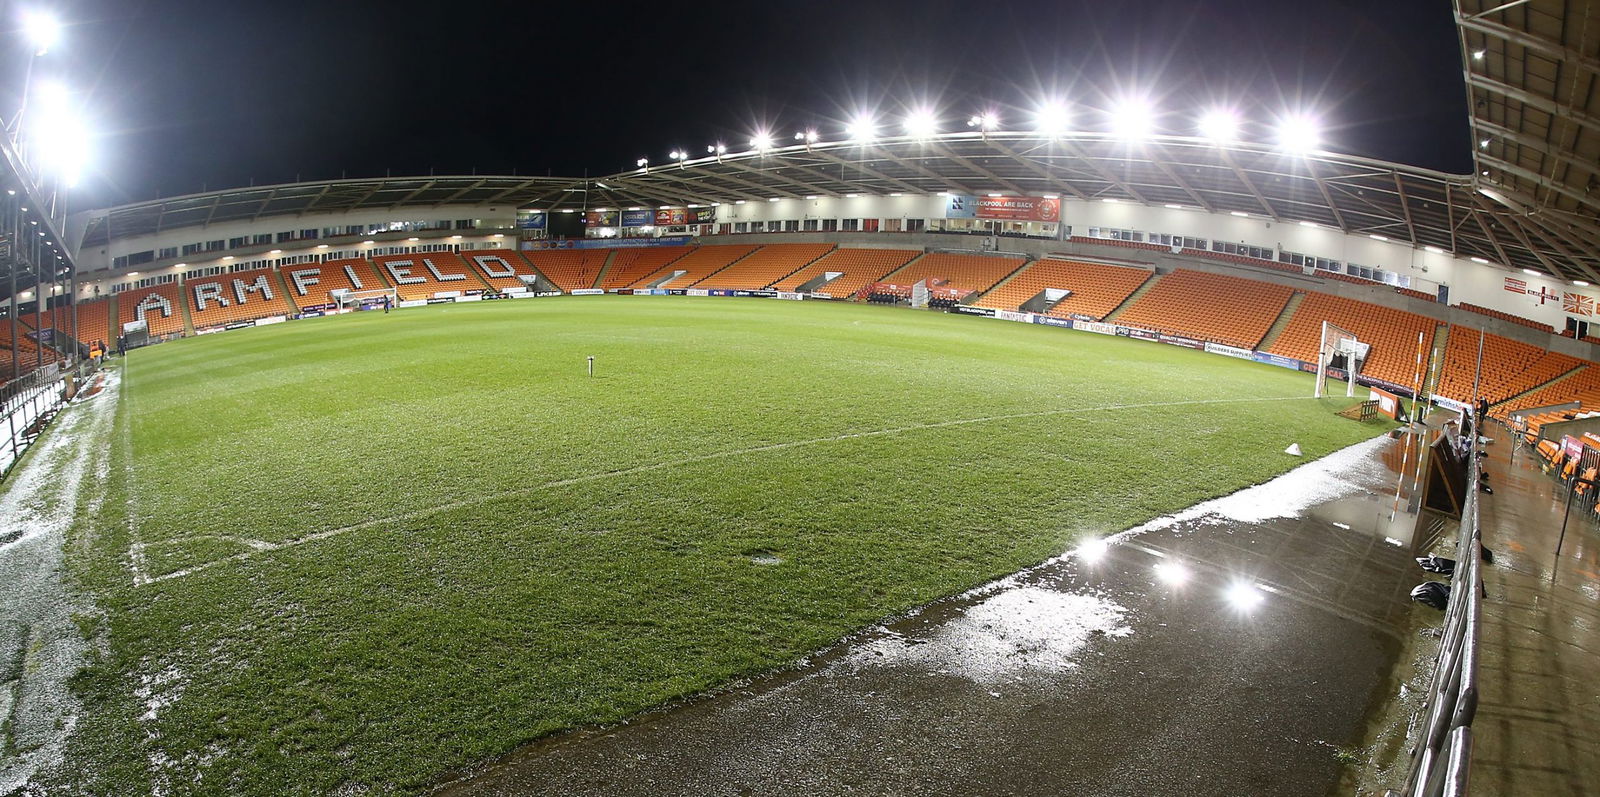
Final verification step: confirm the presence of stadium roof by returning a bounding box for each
[1456,0,1600,282]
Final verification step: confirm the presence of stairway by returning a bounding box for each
[1255,291,1305,351]
[688,246,762,288]
[967,258,1037,306]
[590,250,619,290]
[1103,272,1161,322]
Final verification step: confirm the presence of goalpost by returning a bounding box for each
[1314,321,1369,398]
[330,287,398,311]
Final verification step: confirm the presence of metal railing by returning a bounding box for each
[1398,433,1483,796]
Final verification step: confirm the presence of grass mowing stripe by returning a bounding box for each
[135,392,1313,587]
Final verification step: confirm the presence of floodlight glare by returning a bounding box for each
[669,149,686,161]
[21,9,61,55]
[27,81,90,186]
[1153,560,1189,586]
[1109,99,1155,140]
[1197,109,1239,143]
[1034,103,1069,136]
[750,131,774,152]
[635,157,648,167]
[846,115,877,142]
[968,112,999,131]
[1076,538,1109,564]
[903,109,938,139]
[1226,581,1265,611]
[1275,114,1321,154]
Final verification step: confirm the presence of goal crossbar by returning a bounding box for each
[330,287,398,309]
[1315,321,1368,398]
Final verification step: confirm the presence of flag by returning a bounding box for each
[1504,277,1529,294]
[1565,292,1595,316]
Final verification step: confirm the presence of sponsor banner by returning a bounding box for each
[399,299,428,308]
[506,291,536,299]
[976,195,1061,222]
[1368,387,1403,420]
[810,292,833,300]
[519,212,547,230]
[708,289,737,297]
[571,288,604,296]
[1433,394,1469,411]
[612,289,635,294]
[433,290,463,299]
[1252,352,1301,370]
[255,315,286,327]
[1204,342,1253,360]
[944,194,976,219]
[503,285,529,294]
[425,297,456,305]
[654,208,687,225]
[523,236,692,251]
[1159,334,1205,350]
[1075,320,1116,335]
[195,326,223,335]
[775,291,805,301]
[1563,435,1584,462]
[224,320,257,331]
[1031,315,1073,329]
[299,310,326,319]
[1120,327,1159,341]
[455,294,483,303]
[687,206,716,224]
[686,289,710,297]
[298,302,335,312]
[535,291,562,297]
[995,309,1034,323]
[621,209,654,227]
[668,289,687,296]
[584,210,619,227]
[954,305,997,317]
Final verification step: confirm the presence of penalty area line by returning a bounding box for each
[136,394,1313,587]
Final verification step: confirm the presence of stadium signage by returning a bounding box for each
[1158,334,1205,349]
[584,210,619,227]
[1120,327,1159,341]
[523,236,692,251]
[954,305,997,317]
[255,316,286,327]
[686,289,710,297]
[1252,352,1300,370]
[518,212,547,230]
[655,208,687,225]
[621,209,654,227]
[223,320,256,331]
[976,195,1062,222]
[708,289,736,297]
[534,291,562,297]
[1031,316,1073,329]
[426,297,455,305]
[775,292,805,301]
[668,289,688,296]
[455,294,483,303]
[686,207,716,224]
[996,309,1033,323]
[399,300,428,308]
[810,292,833,300]
[1074,320,1116,335]
[571,289,604,296]
[1203,342,1253,360]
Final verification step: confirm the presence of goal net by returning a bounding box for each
[330,287,398,311]
[1315,321,1369,398]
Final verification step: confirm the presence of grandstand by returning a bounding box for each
[523,249,609,292]
[769,248,920,296]
[1267,292,1438,388]
[1434,327,1583,405]
[632,244,759,289]
[370,252,485,301]
[1113,269,1294,349]
[115,283,187,337]
[693,243,836,290]
[1458,302,1554,334]
[281,258,392,311]
[879,252,1027,295]
[599,246,693,290]
[976,258,1153,320]
[462,249,544,292]
[184,267,295,330]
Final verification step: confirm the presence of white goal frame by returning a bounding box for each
[1315,321,1368,398]
[330,287,398,310]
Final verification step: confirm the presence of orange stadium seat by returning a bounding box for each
[976,258,1152,320]
[460,249,542,292]
[1114,269,1294,349]
[1433,327,1583,405]
[694,243,836,290]
[184,268,296,330]
[522,249,609,292]
[769,248,920,297]
[73,299,113,350]
[1458,302,1554,334]
[371,252,488,302]
[1267,291,1437,387]
[280,258,392,310]
[117,284,186,337]
[632,244,759,289]
[882,252,1027,295]
[599,246,693,291]
[1496,365,1600,421]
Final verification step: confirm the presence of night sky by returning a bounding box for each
[8,0,1470,210]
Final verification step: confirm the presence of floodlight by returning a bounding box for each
[635,157,648,168]
[1575,280,1591,287]
[1197,109,1239,143]
[1109,99,1155,140]
[1522,268,1540,276]
[21,9,61,55]
[27,81,90,186]
[669,149,686,161]
[968,112,999,131]
[1034,102,1069,136]
[846,114,877,142]
[903,109,938,139]
[1226,581,1265,611]
[707,142,727,155]
[1479,138,1490,149]
[1275,114,1321,154]
[794,129,819,143]
[1472,49,1485,60]
[750,131,774,152]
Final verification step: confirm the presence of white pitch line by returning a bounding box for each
[137,394,1313,587]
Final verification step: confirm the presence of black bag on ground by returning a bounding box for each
[1410,581,1451,610]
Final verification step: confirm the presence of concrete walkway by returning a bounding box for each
[1468,435,1600,796]
[440,433,1422,796]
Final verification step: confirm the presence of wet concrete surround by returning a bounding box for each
[441,435,1427,796]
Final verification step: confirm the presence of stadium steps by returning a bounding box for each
[1421,324,1450,402]
[1490,363,1589,409]
[1102,272,1162,322]
[269,270,299,316]
[1255,292,1306,351]
[687,246,763,288]
[873,252,933,295]
[508,251,561,292]
[178,290,196,336]
[969,257,1039,306]
[762,247,836,289]
[590,250,620,290]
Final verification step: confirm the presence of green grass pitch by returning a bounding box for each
[50,295,1381,794]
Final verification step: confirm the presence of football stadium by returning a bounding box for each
[2,1,1598,794]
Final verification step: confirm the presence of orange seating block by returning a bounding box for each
[522,249,609,292]
[280,259,391,310]
[1434,327,1582,405]
[371,252,488,302]
[184,268,296,330]
[632,244,759,289]
[976,259,1152,320]
[882,252,1027,295]
[694,243,836,290]
[1459,303,1554,334]
[1268,291,1438,387]
[598,247,693,291]
[769,248,920,297]
[461,249,542,291]
[117,284,186,337]
[1115,269,1294,349]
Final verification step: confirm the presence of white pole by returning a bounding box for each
[1315,321,1328,399]
[587,355,594,377]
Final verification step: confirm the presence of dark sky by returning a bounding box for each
[9,0,1471,209]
